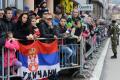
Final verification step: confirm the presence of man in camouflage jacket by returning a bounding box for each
[110,20,119,59]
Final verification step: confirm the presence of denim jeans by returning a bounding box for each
[59,45,73,64]
[68,44,77,63]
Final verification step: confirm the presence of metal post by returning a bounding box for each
[77,44,79,65]
[80,37,84,74]
[2,46,4,80]
[8,49,10,80]
[91,37,94,57]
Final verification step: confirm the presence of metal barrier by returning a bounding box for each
[0,35,105,80]
[59,43,81,69]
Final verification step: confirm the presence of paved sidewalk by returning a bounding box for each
[101,40,120,80]
[90,38,110,80]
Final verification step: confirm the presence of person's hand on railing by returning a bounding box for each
[63,33,68,38]
[26,34,34,40]
[6,32,19,42]
[54,35,58,39]
[77,36,82,42]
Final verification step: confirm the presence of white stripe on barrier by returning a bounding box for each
[90,38,110,80]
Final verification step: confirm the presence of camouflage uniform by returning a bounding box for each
[116,25,120,45]
[110,23,119,57]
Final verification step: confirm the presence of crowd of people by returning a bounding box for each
[0,0,109,80]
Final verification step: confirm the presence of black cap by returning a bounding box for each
[40,0,47,6]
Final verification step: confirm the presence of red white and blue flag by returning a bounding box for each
[17,40,60,80]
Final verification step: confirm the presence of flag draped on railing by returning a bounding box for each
[17,40,60,80]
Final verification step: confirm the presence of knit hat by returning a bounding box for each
[23,6,29,12]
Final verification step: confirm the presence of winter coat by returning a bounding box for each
[13,21,31,40]
[13,21,34,45]
[0,18,14,46]
[38,21,54,38]
[54,24,67,38]
[54,24,72,44]
[52,18,60,26]
[4,39,19,68]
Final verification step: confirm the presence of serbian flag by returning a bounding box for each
[17,40,60,80]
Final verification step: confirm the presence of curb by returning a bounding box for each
[90,38,110,80]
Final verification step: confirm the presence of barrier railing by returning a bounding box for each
[0,35,106,80]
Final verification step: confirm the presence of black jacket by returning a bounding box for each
[54,24,73,44]
[54,24,67,38]
[13,21,31,40]
[13,21,33,45]
[38,21,54,38]
[0,18,14,46]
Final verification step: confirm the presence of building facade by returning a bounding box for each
[91,0,104,19]
[0,0,109,20]
[91,0,110,19]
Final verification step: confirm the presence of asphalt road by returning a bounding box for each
[101,41,120,80]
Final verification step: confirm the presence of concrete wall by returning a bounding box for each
[103,0,109,19]
[47,0,54,13]
[8,0,16,7]
[16,0,23,10]
[92,1,103,19]
[24,0,34,11]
